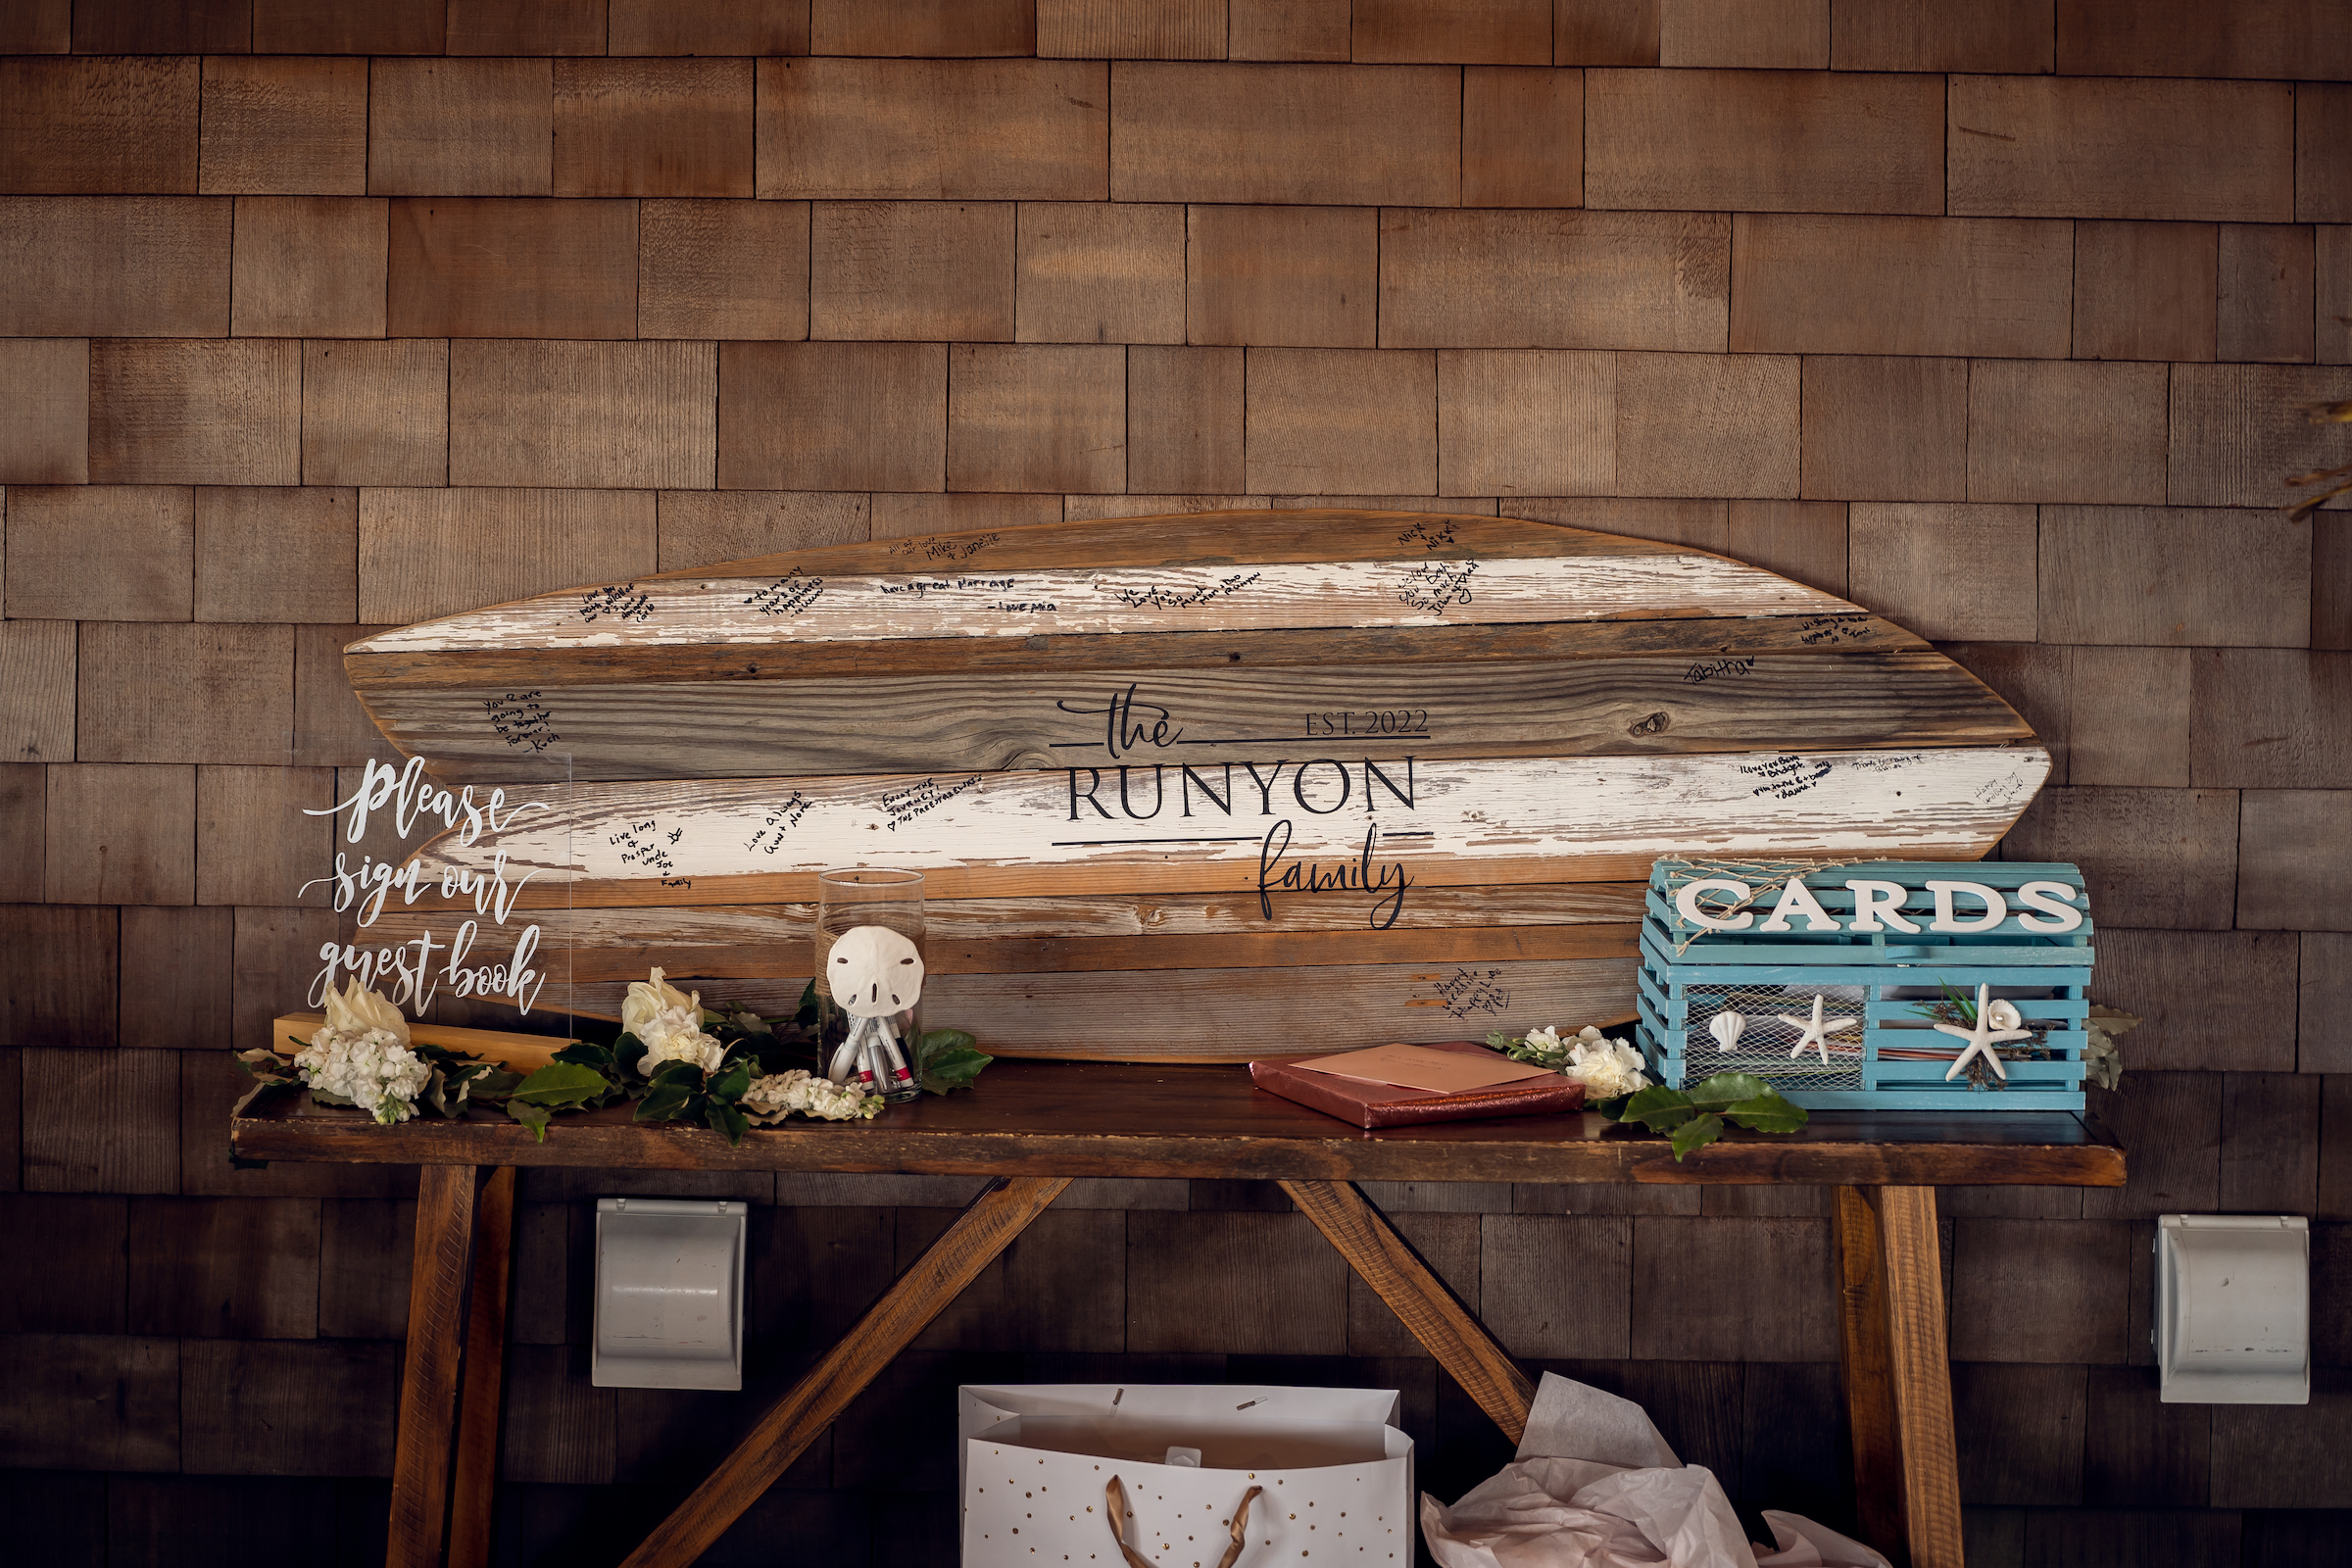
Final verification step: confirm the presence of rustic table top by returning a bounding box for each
[232,1059,2124,1188]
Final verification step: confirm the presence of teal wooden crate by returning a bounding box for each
[1634,858,2094,1111]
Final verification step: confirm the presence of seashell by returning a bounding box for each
[1708,1011,1746,1051]
[1985,999,2024,1031]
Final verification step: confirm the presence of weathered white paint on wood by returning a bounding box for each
[403,746,2052,902]
[353,554,1850,655]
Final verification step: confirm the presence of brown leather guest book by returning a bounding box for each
[1250,1041,1586,1129]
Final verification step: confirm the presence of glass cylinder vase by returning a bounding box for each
[814,867,926,1102]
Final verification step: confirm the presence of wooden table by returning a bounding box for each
[232,1061,2124,1568]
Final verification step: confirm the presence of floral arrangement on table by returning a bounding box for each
[1487,1021,1808,1160]
[235,968,993,1148]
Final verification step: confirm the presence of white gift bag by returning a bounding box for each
[959,1384,1415,1567]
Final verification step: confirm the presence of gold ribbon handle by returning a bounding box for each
[1103,1476,1264,1568]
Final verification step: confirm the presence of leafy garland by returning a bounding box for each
[235,979,993,1149]
[1485,1024,1808,1161]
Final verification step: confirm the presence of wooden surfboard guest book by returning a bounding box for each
[346,510,2049,1062]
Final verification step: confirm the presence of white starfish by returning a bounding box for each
[1934,983,2034,1082]
[1776,994,1859,1065]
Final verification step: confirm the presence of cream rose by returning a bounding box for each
[1561,1028,1650,1100]
[741,1068,882,1125]
[624,967,725,1075]
[298,981,427,1123]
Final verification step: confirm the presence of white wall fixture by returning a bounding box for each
[593,1198,746,1391]
[2156,1214,2309,1404]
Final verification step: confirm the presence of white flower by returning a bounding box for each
[1561,1027,1650,1100]
[624,966,725,1075]
[297,987,430,1125]
[741,1069,883,1125]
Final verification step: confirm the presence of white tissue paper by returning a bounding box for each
[1420,1373,1889,1568]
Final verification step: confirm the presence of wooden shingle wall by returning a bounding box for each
[2,4,2349,1563]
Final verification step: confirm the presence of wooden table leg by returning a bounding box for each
[389,1164,487,1568]
[1835,1185,1964,1568]
[619,1175,1073,1568]
[1281,1178,1537,1443]
[447,1166,515,1568]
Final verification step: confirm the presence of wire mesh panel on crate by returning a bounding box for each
[1636,858,2094,1111]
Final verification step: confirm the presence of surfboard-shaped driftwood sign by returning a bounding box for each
[346,510,2048,1060]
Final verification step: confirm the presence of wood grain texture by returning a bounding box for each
[368,59,551,198]
[904,1203,1125,1351]
[1439,350,1612,496]
[0,1332,178,1471]
[0,338,87,484]
[319,1199,417,1338]
[0,1194,125,1333]
[230,195,387,338]
[2237,790,2352,932]
[0,764,45,900]
[947,343,1127,493]
[1187,204,1374,347]
[1479,1213,1634,1357]
[611,0,808,54]
[118,906,229,1052]
[1128,1208,1347,1351]
[1284,1179,1534,1439]
[2169,364,2352,511]
[1873,1188,1964,1563]
[3,484,193,621]
[199,56,367,195]
[2002,786,2240,930]
[1631,1215,1837,1361]
[79,622,293,764]
[389,1164,479,1567]
[2220,1070,2321,1214]
[1128,345,1245,494]
[811,0,1034,55]
[2211,1368,2352,1508]
[445,0,604,54]
[24,1048,179,1193]
[2302,83,2352,223]
[1950,1360,2085,1505]
[2082,1364,2210,1506]
[2057,0,2352,79]
[1111,62,1459,206]
[183,1338,400,1477]
[0,195,230,336]
[1831,0,2052,72]
[195,763,332,906]
[1247,348,1435,494]
[43,762,194,906]
[2218,222,2317,364]
[2321,225,2352,368]
[2303,936,2352,1073]
[1726,500,1847,598]
[2041,505,2309,646]
[359,488,656,625]
[716,341,946,492]
[1353,0,1550,62]
[2094,928,2300,1071]
[1230,0,1349,60]
[1851,502,2036,641]
[1462,67,1582,208]
[1949,1217,2131,1362]
[1659,0,1829,68]
[71,0,251,51]
[1949,74,2294,222]
[1557,0,1660,63]
[194,485,358,624]
[449,341,716,490]
[0,0,65,49]
[0,56,197,194]
[1796,356,1967,503]
[387,198,638,340]
[1038,0,1227,58]
[1587,68,1942,214]
[448,1166,514,1568]
[0,907,118,1049]
[303,340,448,488]
[1382,209,1729,351]
[554,59,752,200]
[2073,220,2219,362]
[2189,649,2352,788]
[295,624,404,769]
[1015,201,1184,345]
[618,1176,1069,1568]
[89,339,300,486]
[760,59,1103,200]
[1730,213,2072,357]
[251,0,443,51]
[809,200,1015,340]
[127,1196,320,1339]
[639,198,808,341]
[1834,1185,1906,1557]
[1615,350,1798,499]
[873,492,1064,540]
[0,621,74,760]
[1969,359,2169,505]
[657,491,869,572]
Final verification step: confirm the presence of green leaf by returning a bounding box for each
[707,1056,753,1103]
[1682,1072,1773,1107]
[705,1097,748,1147]
[509,1061,612,1110]
[614,1032,649,1079]
[646,1058,705,1089]
[633,1082,693,1123]
[553,1042,614,1071]
[466,1066,526,1102]
[1669,1110,1726,1161]
[1615,1084,1696,1132]
[506,1101,553,1143]
[310,1087,357,1109]
[1723,1094,1808,1133]
[914,1029,993,1095]
[796,979,820,1028]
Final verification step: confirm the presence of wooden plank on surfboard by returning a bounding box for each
[363,650,2033,783]
[399,745,2051,909]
